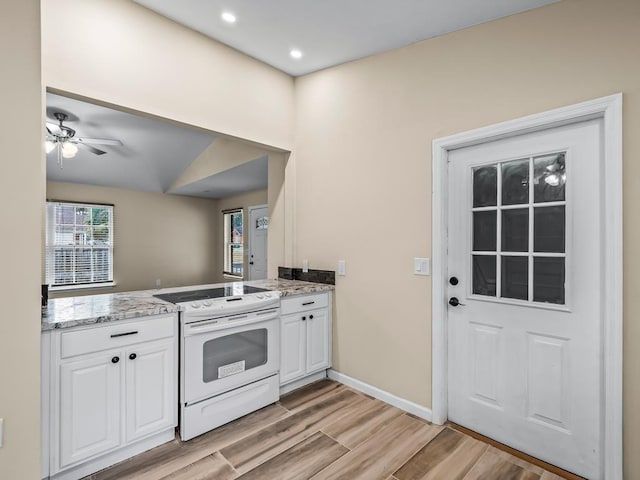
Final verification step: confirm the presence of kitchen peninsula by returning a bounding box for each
[40,279,334,480]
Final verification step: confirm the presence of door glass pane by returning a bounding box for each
[534,257,565,304]
[534,153,566,203]
[502,208,528,252]
[534,206,565,253]
[473,165,497,208]
[202,329,268,383]
[502,159,529,205]
[501,256,528,300]
[473,211,497,251]
[473,255,496,296]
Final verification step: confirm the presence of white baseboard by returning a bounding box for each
[279,370,327,395]
[328,369,432,422]
[48,429,175,480]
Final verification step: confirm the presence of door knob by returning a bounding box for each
[449,276,459,285]
[449,297,466,307]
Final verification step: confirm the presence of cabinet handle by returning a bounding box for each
[302,301,315,306]
[302,316,307,321]
[309,314,314,319]
[110,331,138,338]
[111,356,120,364]
[129,353,137,360]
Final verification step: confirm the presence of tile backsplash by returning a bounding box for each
[278,267,335,285]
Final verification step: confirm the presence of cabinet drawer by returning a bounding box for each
[60,315,176,359]
[281,293,329,315]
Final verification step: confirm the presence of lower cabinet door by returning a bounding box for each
[125,339,176,442]
[280,314,306,384]
[306,309,330,373]
[59,352,122,468]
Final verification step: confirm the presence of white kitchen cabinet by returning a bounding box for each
[59,352,122,468]
[280,292,332,386]
[306,307,330,373]
[125,339,175,443]
[280,313,307,383]
[45,314,178,480]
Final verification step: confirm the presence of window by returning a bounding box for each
[223,209,243,277]
[45,201,114,289]
[471,152,567,305]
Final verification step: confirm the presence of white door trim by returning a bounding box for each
[431,94,623,479]
[248,204,269,280]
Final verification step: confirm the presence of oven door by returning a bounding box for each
[183,309,279,405]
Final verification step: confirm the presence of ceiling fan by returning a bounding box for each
[46,112,123,168]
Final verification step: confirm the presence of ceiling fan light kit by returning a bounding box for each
[45,112,123,169]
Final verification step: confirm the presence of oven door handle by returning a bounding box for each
[184,310,279,336]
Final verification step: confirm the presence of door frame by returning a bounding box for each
[248,204,269,280]
[431,94,623,479]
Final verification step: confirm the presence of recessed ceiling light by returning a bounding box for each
[221,12,236,24]
[290,49,303,59]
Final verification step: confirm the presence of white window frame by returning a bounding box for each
[223,208,244,278]
[45,201,115,291]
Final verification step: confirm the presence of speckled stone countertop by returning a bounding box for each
[42,279,334,332]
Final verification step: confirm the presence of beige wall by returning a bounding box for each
[41,0,294,150]
[214,189,269,283]
[0,0,42,478]
[293,0,640,476]
[47,182,219,296]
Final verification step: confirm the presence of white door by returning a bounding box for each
[306,309,330,373]
[59,352,121,468]
[280,313,306,384]
[125,340,176,443]
[447,119,603,479]
[248,205,268,280]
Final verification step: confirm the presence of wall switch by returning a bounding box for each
[302,260,309,273]
[338,260,346,276]
[0,418,3,448]
[414,257,430,276]
[155,279,161,288]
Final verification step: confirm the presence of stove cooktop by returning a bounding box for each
[153,285,269,304]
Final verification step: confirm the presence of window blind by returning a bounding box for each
[45,201,114,287]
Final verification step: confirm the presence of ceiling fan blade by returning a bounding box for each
[46,122,61,135]
[76,142,107,155]
[74,137,123,146]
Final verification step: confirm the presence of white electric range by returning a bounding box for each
[155,284,280,440]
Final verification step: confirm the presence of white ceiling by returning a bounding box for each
[133,0,558,76]
[46,93,216,193]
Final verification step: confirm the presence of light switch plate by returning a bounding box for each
[414,257,430,276]
[338,260,346,276]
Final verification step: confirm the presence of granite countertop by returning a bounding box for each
[42,279,334,332]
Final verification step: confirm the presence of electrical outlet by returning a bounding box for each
[155,279,161,288]
[338,260,346,276]
[302,260,309,273]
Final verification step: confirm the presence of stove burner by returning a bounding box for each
[154,285,269,304]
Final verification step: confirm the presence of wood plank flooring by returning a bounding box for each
[85,380,575,480]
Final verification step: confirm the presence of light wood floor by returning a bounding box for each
[85,380,571,480]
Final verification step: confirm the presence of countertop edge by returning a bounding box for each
[42,279,334,332]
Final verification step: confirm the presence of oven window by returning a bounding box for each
[202,329,268,383]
